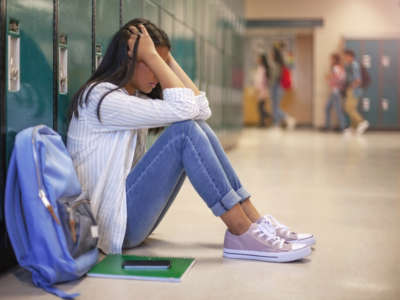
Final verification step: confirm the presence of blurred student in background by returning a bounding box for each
[324,53,346,132]
[343,49,369,135]
[253,54,271,127]
[270,45,296,130]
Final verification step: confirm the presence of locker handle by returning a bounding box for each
[95,44,103,70]
[58,41,68,95]
[8,34,20,92]
[9,57,18,80]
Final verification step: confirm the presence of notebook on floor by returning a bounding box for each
[87,254,195,282]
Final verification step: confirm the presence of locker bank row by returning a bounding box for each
[0,0,245,272]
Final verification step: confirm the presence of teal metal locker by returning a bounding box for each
[173,0,185,22]
[143,0,159,25]
[1,0,54,272]
[361,40,380,126]
[122,0,142,25]
[345,38,400,129]
[0,0,5,194]
[380,40,399,127]
[57,0,92,139]
[185,0,194,29]
[173,18,196,81]
[95,0,120,70]
[160,7,174,39]
[160,0,174,15]
[0,0,16,273]
[5,0,54,162]
[182,26,196,80]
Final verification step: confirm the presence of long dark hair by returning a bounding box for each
[69,18,171,127]
[273,45,285,68]
[259,54,271,81]
[331,53,341,67]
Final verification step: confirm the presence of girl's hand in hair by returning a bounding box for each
[127,24,158,63]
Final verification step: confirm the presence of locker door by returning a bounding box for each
[143,0,159,25]
[57,0,92,139]
[194,0,204,39]
[185,0,194,29]
[184,26,196,81]
[95,0,120,70]
[0,0,16,273]
[194,35,201,86]
[173,0,185,22]
[5,0,53,162]
[160,8,174,39]
[160,0,174,15]
[172,19,184,69]
[0,0,5,191]
[122,0,142,25]
[361,40,380,127]
[223,50,232,130]
[380,39,399,128]
[210,46,223,131]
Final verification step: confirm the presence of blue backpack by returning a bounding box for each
[4,125,99,299]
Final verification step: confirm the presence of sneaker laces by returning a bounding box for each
[265,215,296,239]
[253,224,285,249]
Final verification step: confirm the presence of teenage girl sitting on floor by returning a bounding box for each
[67,18,315,262]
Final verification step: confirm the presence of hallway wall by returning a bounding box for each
[245,0,400,126]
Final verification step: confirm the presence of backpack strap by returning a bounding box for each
[40,284,79,299]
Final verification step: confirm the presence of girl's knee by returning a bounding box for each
[171,119,196,129]
[195,120,209,132]
[170,119,202,136]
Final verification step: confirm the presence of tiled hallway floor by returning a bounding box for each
[1,128,400,300]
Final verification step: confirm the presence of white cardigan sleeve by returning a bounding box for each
[82,83,201,130]
[194,91,212,120]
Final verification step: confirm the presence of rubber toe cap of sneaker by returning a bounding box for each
[297,233,314,240]
[290,242,309,251]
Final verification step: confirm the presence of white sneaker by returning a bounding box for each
[286,116,296,130]
[223,223,311,263]
[356,120,369,135]
[257,215,316,247]
[343,128,353,137]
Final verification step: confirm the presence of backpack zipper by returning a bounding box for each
[64,198,96,243]
[32,126,61,225]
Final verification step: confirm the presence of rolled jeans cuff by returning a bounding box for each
[210,189,242,216]
[236,187,251,202]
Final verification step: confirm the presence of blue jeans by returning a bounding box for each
[325,91,346,130]
[123,120,251,248]
[271,83,286,125]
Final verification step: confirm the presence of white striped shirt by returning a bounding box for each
[67,82,211,254]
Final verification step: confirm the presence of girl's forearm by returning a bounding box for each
[145,53,185,90]
[168,55,200,96]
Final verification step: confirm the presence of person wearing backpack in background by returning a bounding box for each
[270,44,296,130]
[343,49,370,135]
[324,53,347,132]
